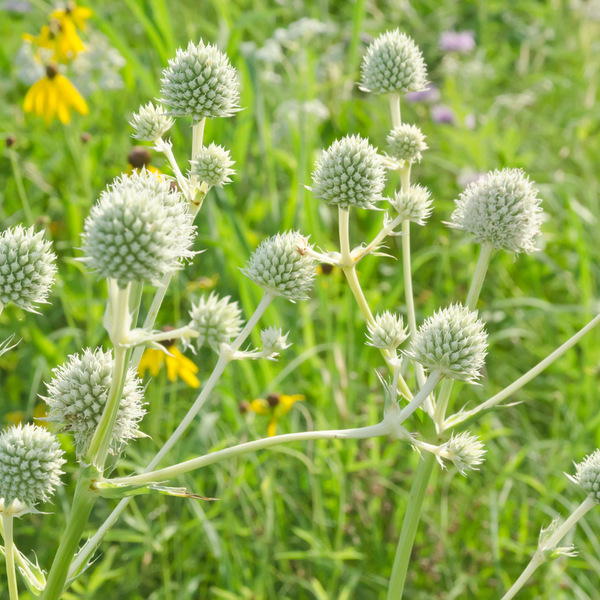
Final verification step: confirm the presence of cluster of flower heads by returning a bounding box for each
[190,143,236,188]
[386,124,428,165]
[389,185,433,226]
[130,102,175,142]
[366,312,408,351]
[189,292,244,351]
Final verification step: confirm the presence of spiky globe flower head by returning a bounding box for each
[130,102,175,142]
[242,231,316,301]
[444,432,486,476]
[0,424,65,508]
[386,124,428,164]
[261,327,291,355]
[0,225,57,313]
[44,348,145,458]
[189,292,244,351]
[190,142,235,187]
[366,311,408,351]
[406,303,488,383]
[573,450,600,504]
[107,168,176,198]
[389,184,433,226]
[81,173,195,287]
[359,30,428,95]
[310,135,385,210]
[449,168,543,254]
[160,40,240,123]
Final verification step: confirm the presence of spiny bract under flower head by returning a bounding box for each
[310,135,385,210]
[360,30,428,95]
[44,348,146,458]
[444,431,486,476]
[190,142,235,187]
[407,303,488,383]
[130,102,175,141]
[450,168,543,254]
[261,326,291,355]
[0,225,57,312]
[366,311,408,350]
[386,124,428,164]
[189,292,244,351]
[242,231,316,301]
[573,449,600,504]
[0,424,65,507]
[160,40,240,123]
[389,184,433,225]
[81,173,195,287]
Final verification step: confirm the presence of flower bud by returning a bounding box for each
[366,311,408,350]
[449,168,543,254]
[386,124,427,164]
[573,450,600,504]
[360,30,428,95]
[130,101,175,141]
[189,292,244,351]
[389,184,433,225]
[261,326,291,355]
[407,303,488,383]
[0,225,57,313]
[190,142,235,187]
[44,348,146,458]
[242,231,316,301]
[160,40,240,123]
[0,424,65,508]
[310,135,385,210]
[444,431,485,476]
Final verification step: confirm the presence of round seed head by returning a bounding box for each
[44,348,146,458]
[444,431,486,476]
[160,40,240,123]
[0,424,65,508]
[386,124,427,164]
[0,225,57,313]
[360,30,428,95]
[366,311,408,350]
[81,171,196,287]
[406,303,488,383]
[573,450,600,504]
[190,142,235,187]
[242,231,316,301]
[310,135,385,210]
[189,292,244,351]
[261,326,291,355]
[449,168,543,254]
[130,102,175,141]
[389,184,433,225]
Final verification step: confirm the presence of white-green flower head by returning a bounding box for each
[0,424,65,508]
[242,231,316,301]
[160,40,241,123]
[444,432,486,476]
[130,102,175,142]
[389,184,433,225]
[450,168,543,254]
[0,225,57,313]
[81,174,196,287]
[189,292,244,351]
[105,168,177,203]
[366,311,408,351]
[359,30,428,95]
[44,348,146,459]
[407,303,488,383]
[573,449,600,504]
[387,124,427,164]
[310,135,385,210]
[261,326,291,355]
[190,142,235,187]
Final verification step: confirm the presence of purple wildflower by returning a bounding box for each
[405,84,440,104]
[439,31,476,54]
[432,105,455,124]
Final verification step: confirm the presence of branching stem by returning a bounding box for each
[2,515,18,600]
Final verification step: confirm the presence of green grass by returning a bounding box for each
[1,0,600,598]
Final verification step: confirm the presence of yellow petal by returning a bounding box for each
[56,74,88,115]
[250,399,270,416]
[34,79,47,116]
[267,417,279,437]
[73,6,93,29]
[279,394,305,414]
[57,97,71,124]
[44,81,58,124]
[165,354,178,382]
[169,346,199,373]
[24,80,40,113]
[138,349,164,378]
[178,367,200,389]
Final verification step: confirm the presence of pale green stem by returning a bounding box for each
[157,141,190,196]
[128,325,198,346]
[112,422,391,486]
[387,452,436,600]
[389,93,401,128]
[501,497,596,600]
[353,214,403,262]
[396,370,442,423]
[191,119,205,164]
[0,302,4,318]
[444,311,600,430]
[8,150,34,226]
[2,515,18,600]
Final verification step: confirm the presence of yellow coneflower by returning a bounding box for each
[248,393,305,437]
[138,345,200,389]
[23,18,85,62]
[24,64,88,124]
[51,2,94,31]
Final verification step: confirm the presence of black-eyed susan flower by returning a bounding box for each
[50,2,93,32]
[24,64,88,124]
[23,19,85,62]
[249,393,305,437]
[127,146,161,175]
[138,345,200,389]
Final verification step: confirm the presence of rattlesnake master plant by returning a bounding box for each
[573,450,600,503]
[189,292,244,351]
[0,225,57,312]
[0,424,65,508]
[190,142,235,187]
[260,327,291,355]
[366,311,408,351]
[444,432,486,476]
[389,184,433,225]
[44,348,146,458]
[386,124,428,164]
[130,101,174,142]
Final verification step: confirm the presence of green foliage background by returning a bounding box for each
[1,0,600,598]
